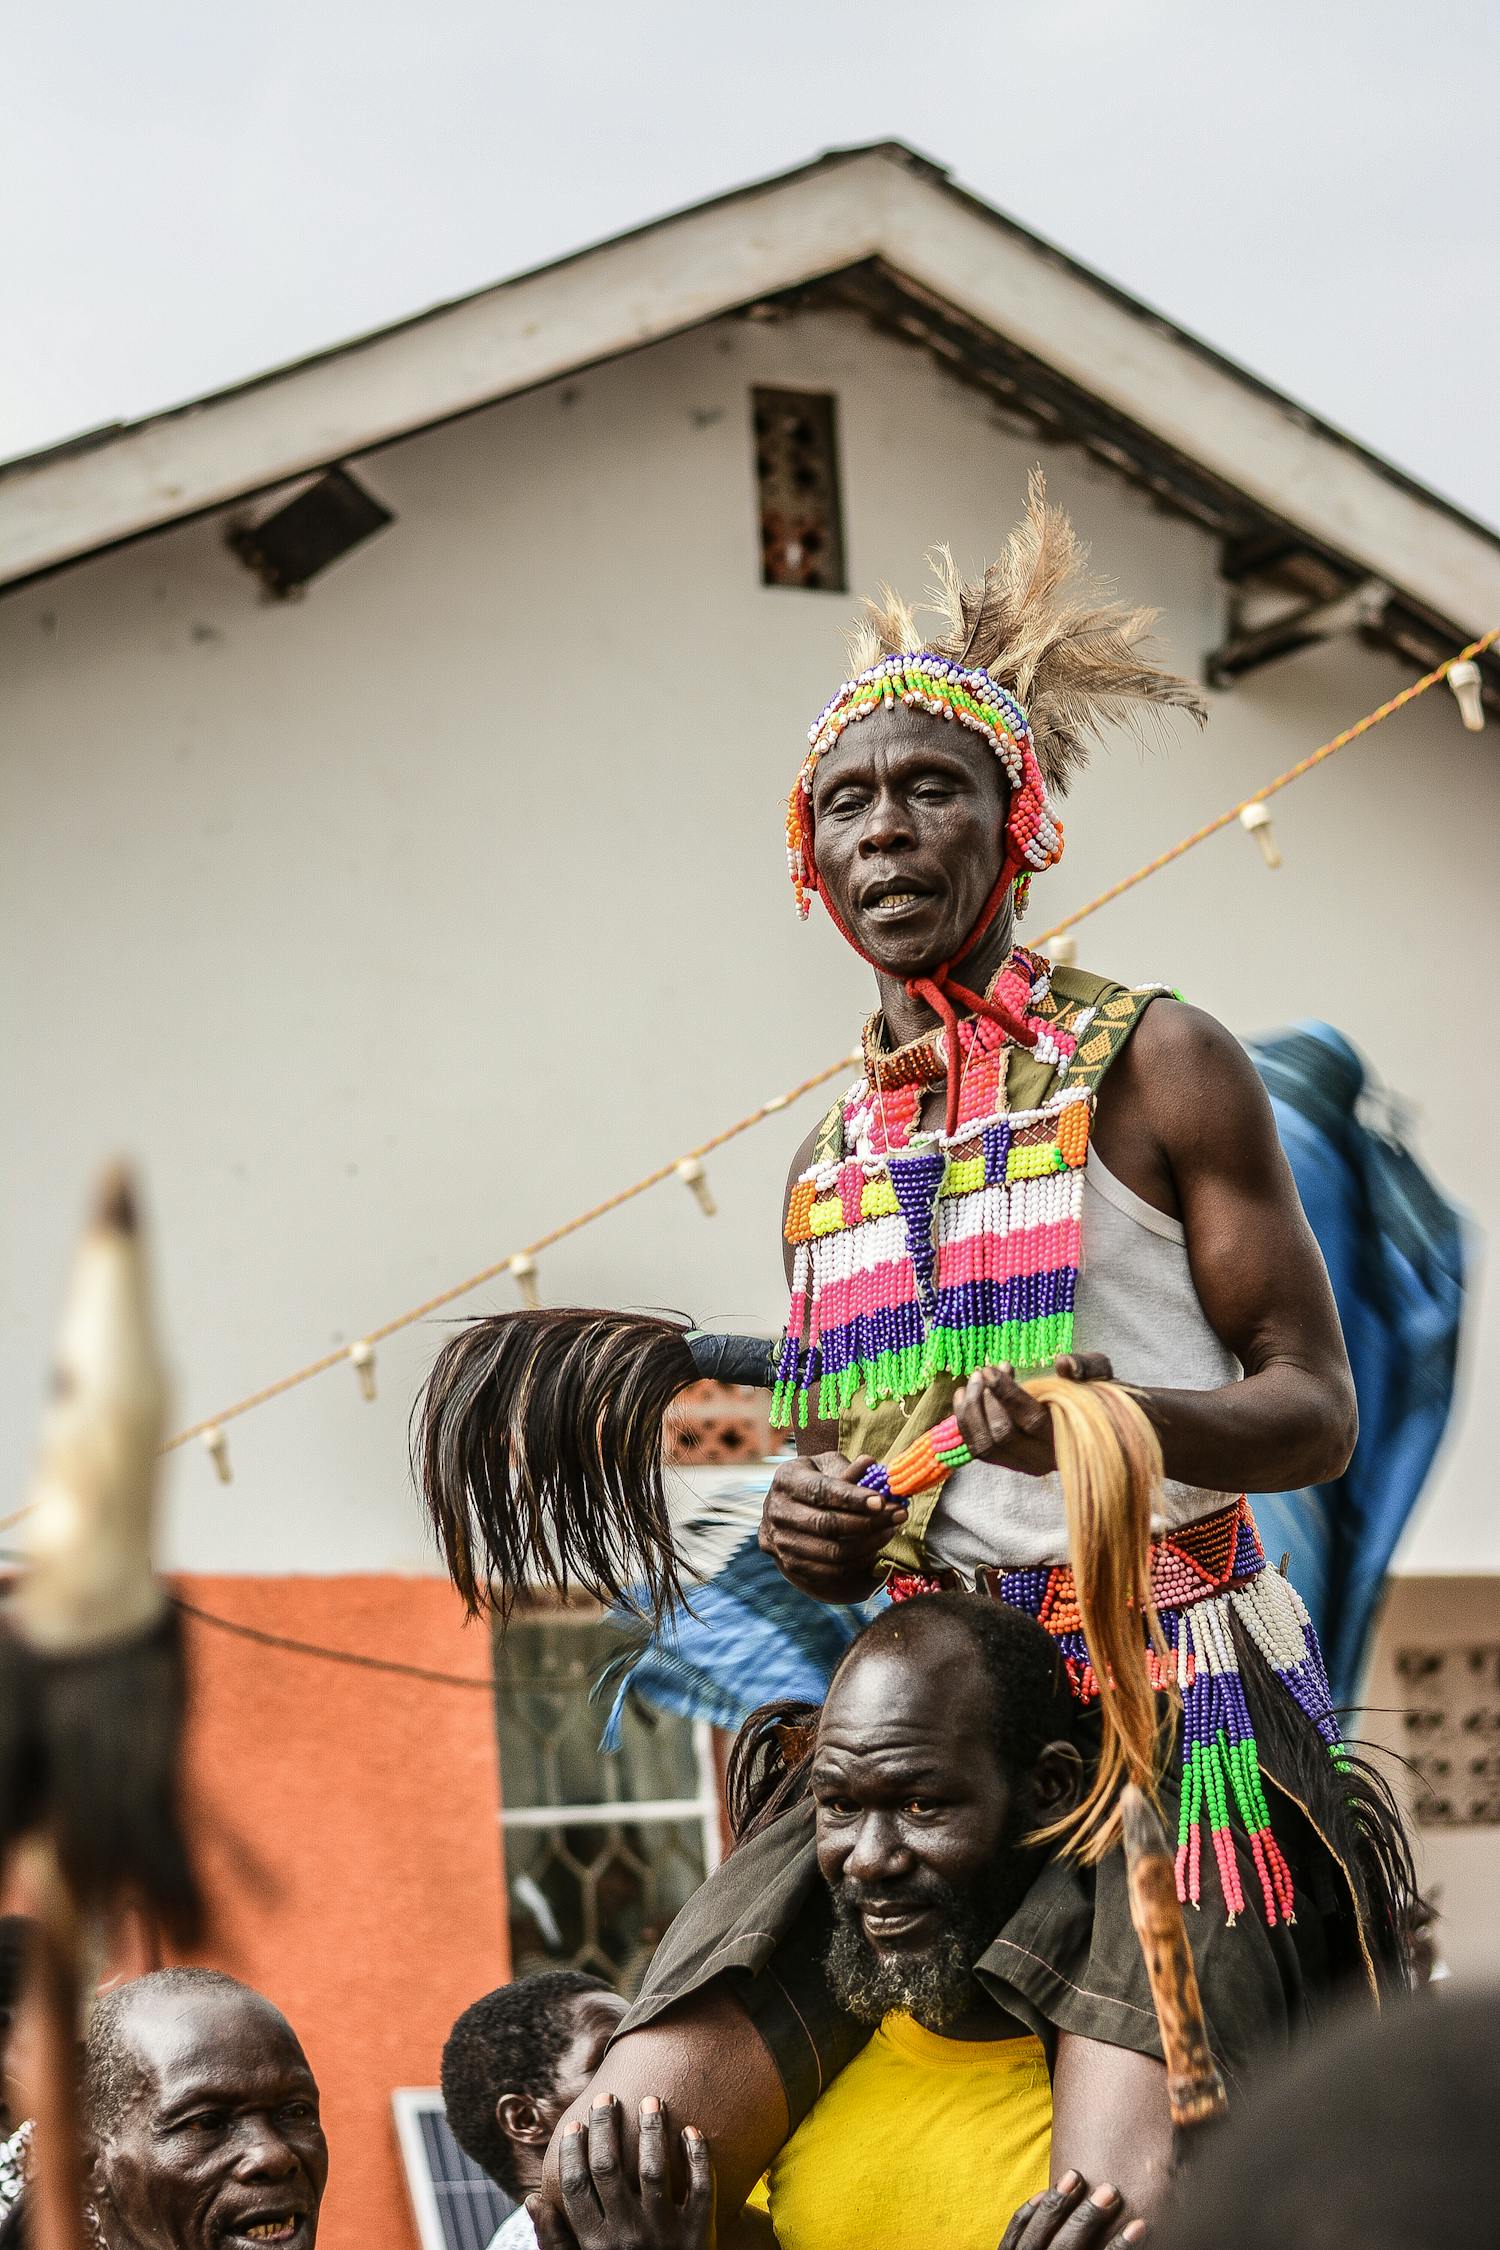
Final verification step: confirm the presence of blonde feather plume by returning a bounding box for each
[846,470,1206,793]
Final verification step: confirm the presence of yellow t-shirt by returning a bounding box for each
[763,2012,1052,2250]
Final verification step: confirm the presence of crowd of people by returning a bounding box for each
[0,1670,1486,2250]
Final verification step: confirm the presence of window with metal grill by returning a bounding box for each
[753,387,846,591]
[493,1613,721,1996]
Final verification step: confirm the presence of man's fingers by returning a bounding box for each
[1052,2184,1129,2248]
[587,2095,634,2230]
[558,2120,602,2233]
[772,1496,906,1540]
[636,2098,669,2223]
[796,1469,904,1520]
[681,2125,716,2242]
[998,2175,1085,2248]
[766,1484,897,1532]
[990,1365,1051,1435]
[996,2192,1044,2249]
[768,1514,901,1561]
[527,2192,575,2250]
[1056,1352,1114,1384]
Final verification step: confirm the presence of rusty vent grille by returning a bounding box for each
[665,1380,775,1467]
[753,387,846,591]
[1394,1643,1500,1826]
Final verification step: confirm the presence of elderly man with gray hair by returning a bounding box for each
[80,1967,328,2250]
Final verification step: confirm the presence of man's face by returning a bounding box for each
[90,1988,328,2250]
[811,1626,1033,2030]
[809,706,1010,980]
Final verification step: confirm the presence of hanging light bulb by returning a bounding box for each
[202,1426,232,1484]
[1238,801,1281,870]
[508,1253,540,1310]
[675,1157,716,1218]
[1447,659,1485,733]
[349,1339,377,1401]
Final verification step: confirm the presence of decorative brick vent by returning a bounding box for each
[1394,1642,1500,1826]
[753,387,847,591]
[665,1380,777,1467]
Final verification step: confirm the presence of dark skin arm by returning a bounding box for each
[538,1987,787,2250]
[762,1003,1356,1602]
[1048,2035,1173,2220]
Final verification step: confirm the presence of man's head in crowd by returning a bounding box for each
[811,1594,1079,2032]
[442,1972,626,2202]
[1161,1984,1499,2250]
[83,1968,327,2250]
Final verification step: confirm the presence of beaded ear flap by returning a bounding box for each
[786,652,1063,921]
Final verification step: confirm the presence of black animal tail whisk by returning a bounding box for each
[414,1309,765,1623]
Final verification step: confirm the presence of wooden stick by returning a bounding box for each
[1121,1783,1228,2136]
[15,1836,90,2250]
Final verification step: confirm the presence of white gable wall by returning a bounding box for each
[2,305,1494,1587]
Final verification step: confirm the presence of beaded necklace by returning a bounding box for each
[772,948,1087,1428]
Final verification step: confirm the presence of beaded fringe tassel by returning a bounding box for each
[774,1088,1091,1429]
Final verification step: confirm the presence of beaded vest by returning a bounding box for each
[772,951,1164,1461]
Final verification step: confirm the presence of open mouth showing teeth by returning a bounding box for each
[863,888,930,916]
[234,2218,300,2243]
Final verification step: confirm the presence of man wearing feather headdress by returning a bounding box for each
[418,478,1414,2240]
[761,471,1353,1613]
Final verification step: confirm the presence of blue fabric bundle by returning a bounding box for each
[598,1488,883,1748]
[1248,1022,1466,1706]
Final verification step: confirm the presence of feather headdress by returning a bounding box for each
[844,469,1207,798]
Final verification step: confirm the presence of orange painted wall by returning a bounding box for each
[170,1574,508,2250]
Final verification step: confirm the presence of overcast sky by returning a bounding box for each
[5,0,1498,528]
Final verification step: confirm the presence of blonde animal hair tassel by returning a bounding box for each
[1025,1375,1173,1862]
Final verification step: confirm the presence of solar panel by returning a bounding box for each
[392,2088,516,2250]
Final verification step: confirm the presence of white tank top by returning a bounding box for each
[923,1145,1242,1573]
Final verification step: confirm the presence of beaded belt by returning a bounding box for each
[889,1496,1344,1931]
[889,1493,1263,1685]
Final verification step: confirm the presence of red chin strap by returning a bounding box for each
[818,845,1037,1135]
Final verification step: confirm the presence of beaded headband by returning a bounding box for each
[785,650,1064,923]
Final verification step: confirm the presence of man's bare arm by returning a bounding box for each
[955,1004,1357,1495]
[1049,2034,1174,2221]
[539,1987,789,2237]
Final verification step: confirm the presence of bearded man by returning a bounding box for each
[544,1593,1287,2247]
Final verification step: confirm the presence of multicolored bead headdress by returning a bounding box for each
[785,469,1207,935]
[787,652,1062,925]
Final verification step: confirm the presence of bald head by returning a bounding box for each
[822,1594,1075,1770]
[84,1970,327,2250]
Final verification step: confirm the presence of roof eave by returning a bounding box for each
[2,141,1497,641]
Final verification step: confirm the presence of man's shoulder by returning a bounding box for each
[1105,994,1265,1107]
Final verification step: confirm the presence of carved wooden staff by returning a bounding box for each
[1121,1783,1228,2149]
